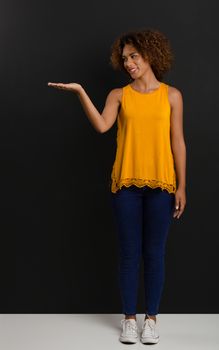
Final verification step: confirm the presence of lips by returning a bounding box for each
[128,68,137,73]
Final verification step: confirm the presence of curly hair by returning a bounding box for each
[109,28,174,81]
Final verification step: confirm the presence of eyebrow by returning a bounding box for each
[122,51,138,58]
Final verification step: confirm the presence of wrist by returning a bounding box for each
[76,85,84,96]
[177,184,186,190]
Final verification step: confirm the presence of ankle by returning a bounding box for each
[145,314,156,323]
[125,315,136,320]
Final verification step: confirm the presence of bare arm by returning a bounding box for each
[77,86,121,133]
[169,87,186,190]
[169,86,187,219]
[47,82,121,133]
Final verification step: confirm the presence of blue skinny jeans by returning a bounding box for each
[111,184,175,316]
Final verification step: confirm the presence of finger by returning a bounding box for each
[48,83,63,87]
[175,203,180,210]
[50,84,65,90]
[177,210,182,218]
[177,212,182,219]
[176,207,185,219]
[57,84,67,89]
[48,83,59,88]
[173,205,179,217]
[173,205,181,218]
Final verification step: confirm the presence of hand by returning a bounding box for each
[47,82,82,94]
[173,187,186,219]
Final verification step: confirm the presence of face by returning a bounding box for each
[122,44,150,78]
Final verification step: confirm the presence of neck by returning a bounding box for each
[132,70,160,91]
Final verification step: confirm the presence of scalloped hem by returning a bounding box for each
[111,178,176,195]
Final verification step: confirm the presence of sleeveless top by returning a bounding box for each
[110,82,176,194]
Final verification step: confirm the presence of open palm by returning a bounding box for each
[47,82,81,93]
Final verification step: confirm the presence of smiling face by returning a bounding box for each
[122,44,151,79]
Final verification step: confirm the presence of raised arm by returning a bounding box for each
[47,82,121,133]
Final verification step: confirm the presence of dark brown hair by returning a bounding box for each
[109,28,174,81]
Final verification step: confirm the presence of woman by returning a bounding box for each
[48,28,186,345]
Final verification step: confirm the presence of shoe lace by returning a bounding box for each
[142,318,156,337]
[121,319,138,335]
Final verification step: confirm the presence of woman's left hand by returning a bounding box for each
[173,187,186,219]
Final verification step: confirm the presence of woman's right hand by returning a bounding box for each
[47,82,82,94]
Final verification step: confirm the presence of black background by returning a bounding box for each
[1,0,218,312]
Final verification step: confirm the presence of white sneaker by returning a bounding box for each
[140,316,160,344]
[119,318,138,343]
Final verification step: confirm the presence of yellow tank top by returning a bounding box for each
[110,82,176,194]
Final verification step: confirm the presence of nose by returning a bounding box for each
[125,58,135,69]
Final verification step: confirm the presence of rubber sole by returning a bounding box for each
[140,336,159,344]
[119,335,138,343]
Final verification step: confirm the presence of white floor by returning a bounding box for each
[0,314,218,349]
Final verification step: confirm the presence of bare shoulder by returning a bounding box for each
[167,85,183,108]
[108,88,123,104]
